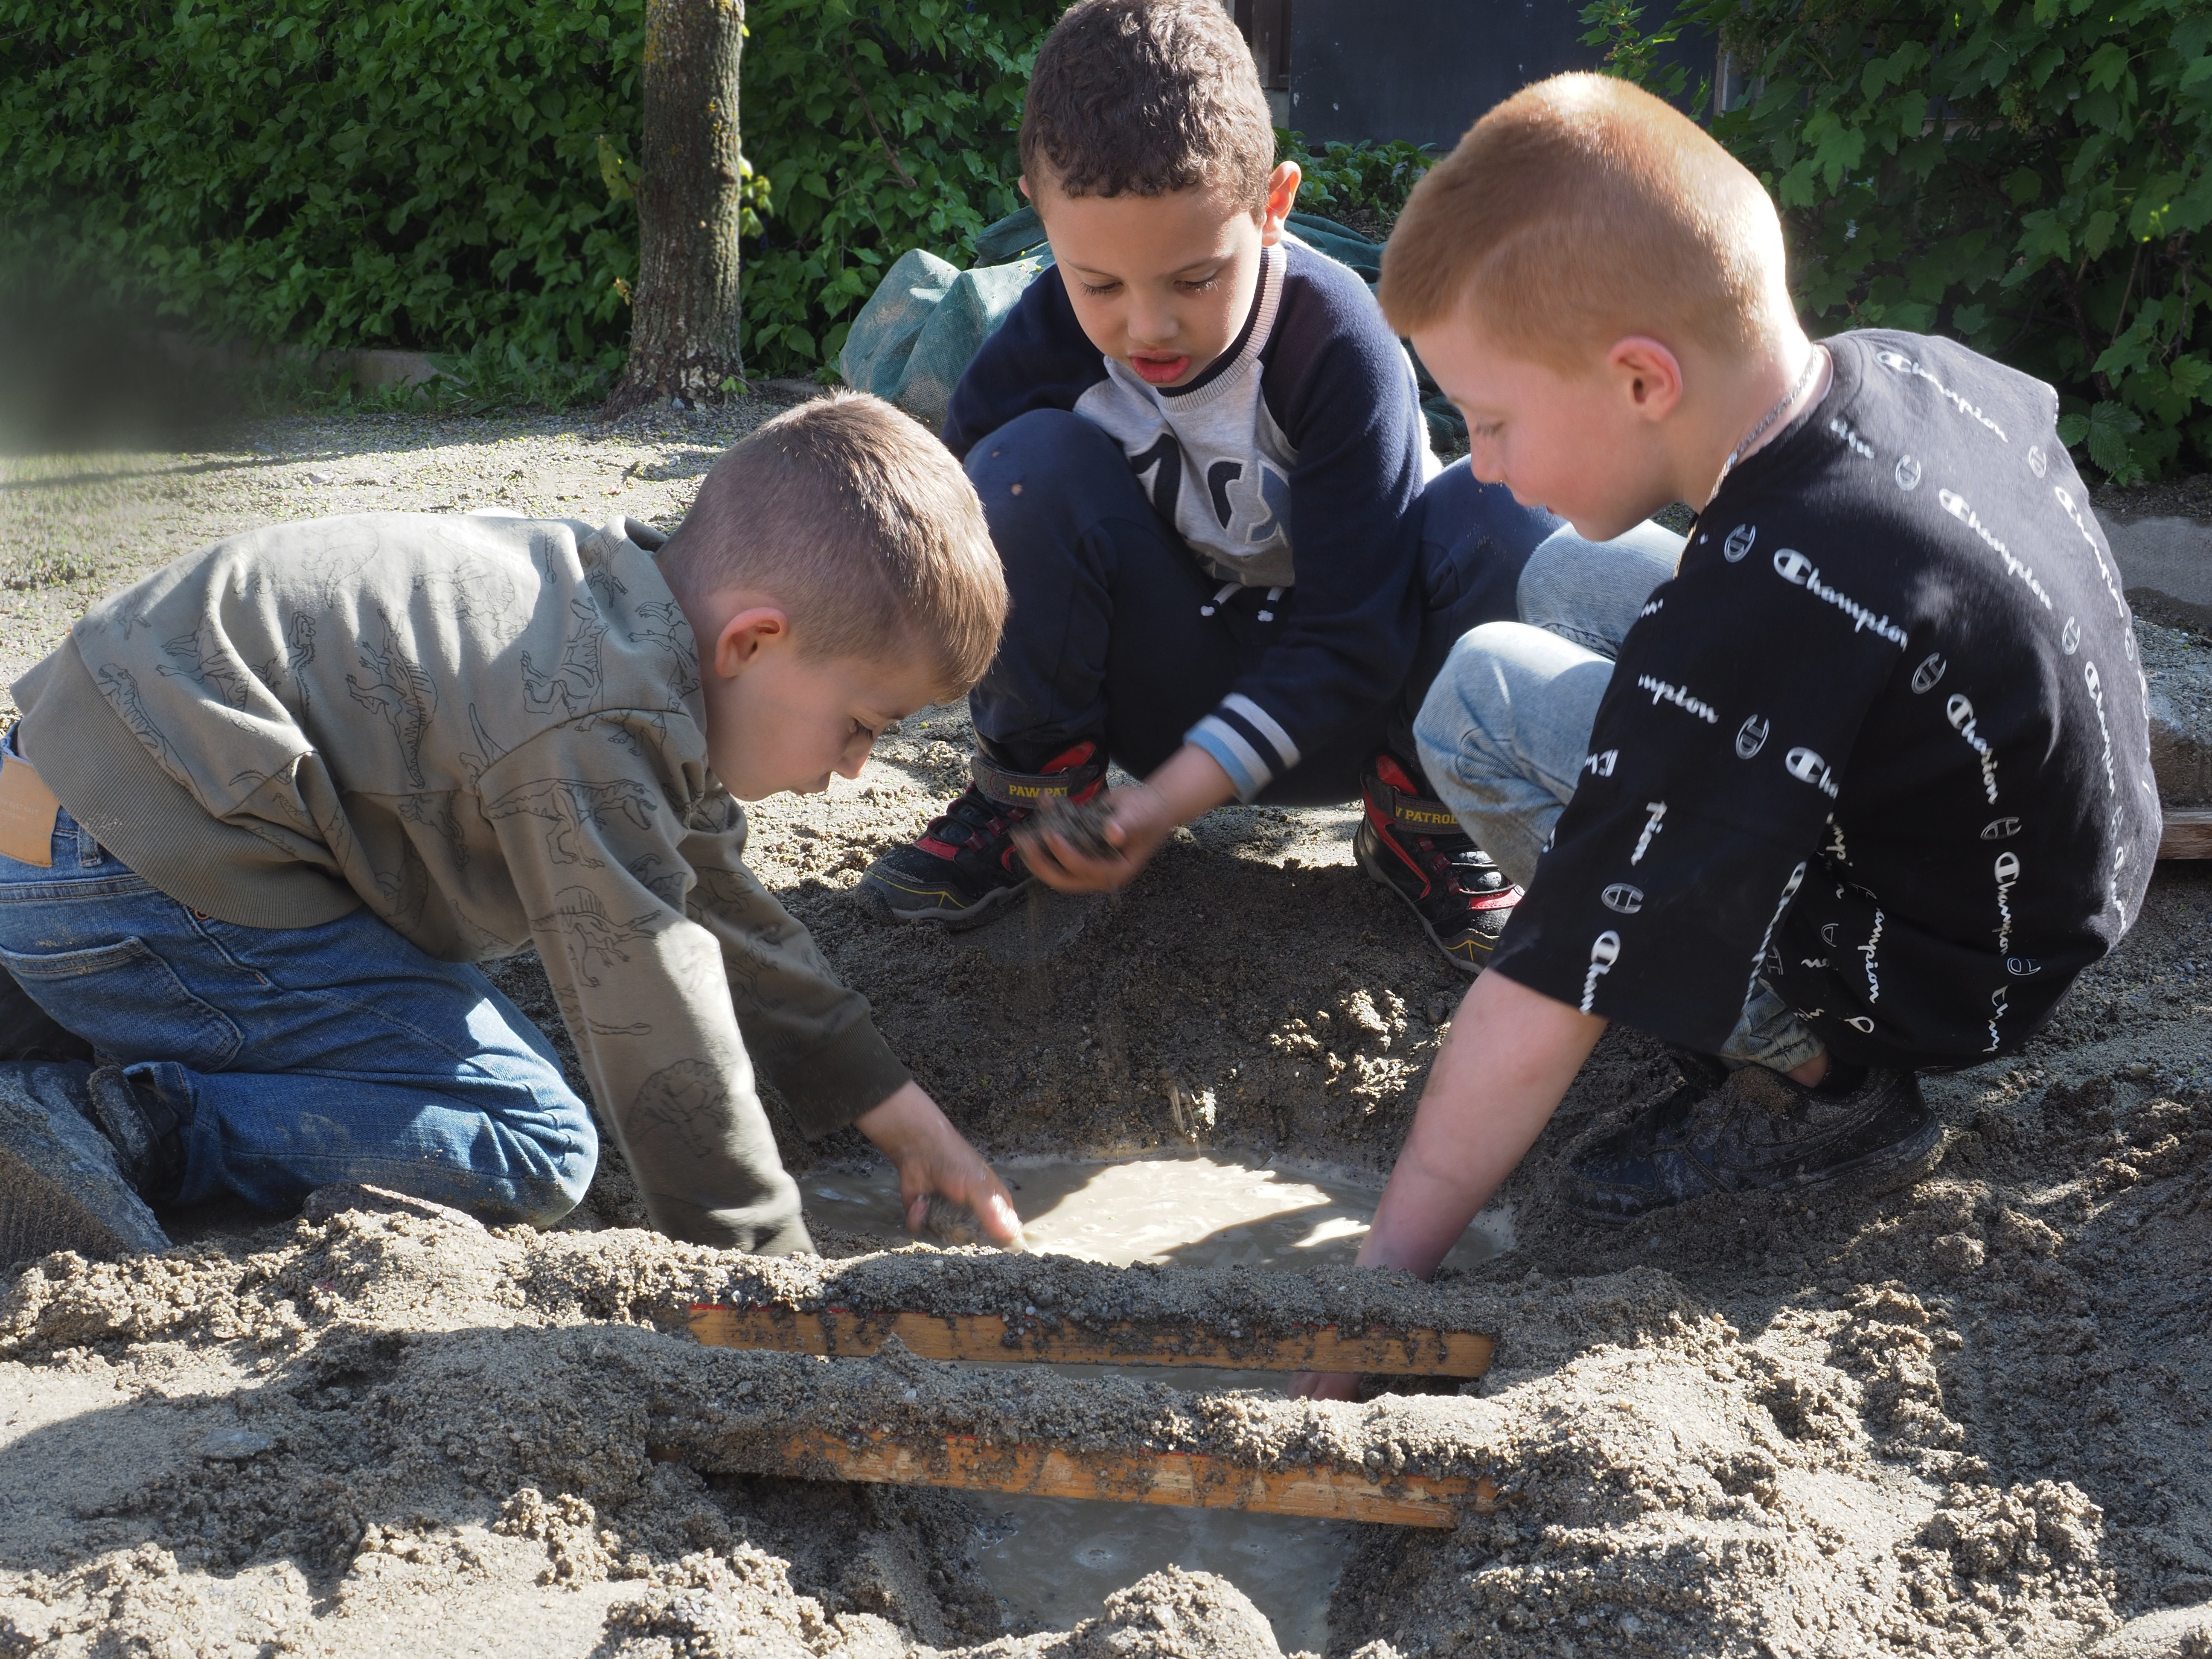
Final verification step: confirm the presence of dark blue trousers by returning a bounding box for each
[964,409,1560,804]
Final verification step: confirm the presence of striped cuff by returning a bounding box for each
[1186,693,1301,803]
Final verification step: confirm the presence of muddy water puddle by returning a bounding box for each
[802,1155,1512,1651]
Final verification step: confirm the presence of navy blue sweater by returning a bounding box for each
[942,239,1439,799]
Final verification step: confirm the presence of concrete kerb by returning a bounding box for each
[2098,511,2212,812]
[2099,511,2212,634]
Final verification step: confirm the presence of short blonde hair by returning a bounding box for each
[1380,73,1791,369]
[660,393,1007,696]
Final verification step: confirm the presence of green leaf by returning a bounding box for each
[2082,209,2119,259]
[595,134,631,201]
[2003,168,2043,204]
[2083,41,2131,93]
[2170,353,2212,403]
[2084,401,2146,481]
[2015,207,2073,264]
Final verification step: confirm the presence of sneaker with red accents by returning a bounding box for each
[1354,755,1521,972]
[860,742,1107,928]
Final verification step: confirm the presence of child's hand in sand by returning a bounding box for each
[853,1080,1025,1248]
[1017,743,1240,894]
[1016,783,1170,892]
[1289,1370,1360,1400]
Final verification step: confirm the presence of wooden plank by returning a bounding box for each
[659,1428,1501,1528]
[688,1304,1494,1378]
[2160,807,2212,859]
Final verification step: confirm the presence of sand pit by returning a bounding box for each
[5,411,2212,1657]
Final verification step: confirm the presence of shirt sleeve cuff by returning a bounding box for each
[1186,722,1264,801]
[1185,693,1302,804]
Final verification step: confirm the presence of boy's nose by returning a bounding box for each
[1126,307,1178,348]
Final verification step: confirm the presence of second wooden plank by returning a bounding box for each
[743,1429,1498,1528]
[2160,807,2212,860]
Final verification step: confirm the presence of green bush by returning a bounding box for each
[1590,0,2212,482]
[1279,131,1435,232]
[737,1,1048,377]
[0,0,644,375]
[2,1,1464,402]
[0,0,1056,389]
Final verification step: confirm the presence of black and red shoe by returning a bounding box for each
[1354,754,1521,972]
[860,742,1107,928]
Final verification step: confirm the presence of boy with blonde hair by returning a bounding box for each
[0,393,1023,1263]
[862,0,1590,969]
[1307,73,2157,1388]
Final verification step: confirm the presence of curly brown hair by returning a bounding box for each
[1020,0,1275,206]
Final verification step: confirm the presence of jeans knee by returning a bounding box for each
[1415,625,1521,774]
[1516,529,1609,632]
[509,1098,599,1225]
[1516,522,1683,645]
[442,1079,599,1228]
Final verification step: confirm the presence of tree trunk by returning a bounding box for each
[606,0,745,417]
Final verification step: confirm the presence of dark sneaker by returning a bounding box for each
[861,742,1107,928]
[1559,1061,1943,1226]
[1354,755,1521,972]
[83,1065,184,1200]
[0,1061,171,1263]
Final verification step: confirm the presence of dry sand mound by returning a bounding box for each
[4,410,2212,1656]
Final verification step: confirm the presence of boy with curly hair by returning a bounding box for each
[860,0,1655,969]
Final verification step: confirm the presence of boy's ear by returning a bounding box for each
[1607,336,1686,424]
[711,605,792,678]
[1258,160,1301,246]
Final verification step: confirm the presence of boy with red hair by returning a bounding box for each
[1307,73,2156,1391]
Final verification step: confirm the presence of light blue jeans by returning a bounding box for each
[1414,525,1826,1074]
[0,737,597,1221]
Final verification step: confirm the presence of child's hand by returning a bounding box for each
[1016,742,1240,895]
[1285,975,1610,1402]
[1016,783,1173,894]
[853,1080,1025,1248]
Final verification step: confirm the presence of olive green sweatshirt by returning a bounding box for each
[13,511,912,1254]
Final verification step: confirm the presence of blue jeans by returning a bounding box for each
[0,745,597,1222]
[1414,526,1826,1074]
[966,413,1562,801]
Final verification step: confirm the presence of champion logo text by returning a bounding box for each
[1634,675,1720,724]
[1769,550,1911,645]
